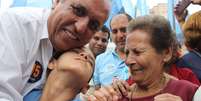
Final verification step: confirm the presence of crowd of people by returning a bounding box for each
[0,0,201,101]
[88,14,199,101]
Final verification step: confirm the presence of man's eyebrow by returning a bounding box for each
[71,3,102,29]
[71,3,88,13]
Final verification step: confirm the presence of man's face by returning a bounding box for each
[48,0,110,52]
[89,31,109,57]
[111,14,129,52]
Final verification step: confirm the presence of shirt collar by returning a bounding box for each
[111,49,118,57]
[40,9,51,40]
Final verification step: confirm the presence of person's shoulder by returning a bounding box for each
[176,55,193,67]
[176,67,192,71]
[1,7,48,22]
[171,79,196,85]
[173,66,194,75]
[169,79,198,90]
[96,50,113,60]
[11,7,45,14]
[164,79,198,96]
[182,51,199,59]
[178,51,201,68]
[164,79,198,101]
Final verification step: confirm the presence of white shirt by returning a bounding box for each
[193,86,201,101]
[0,7,52,101]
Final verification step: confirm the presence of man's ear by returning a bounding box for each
[48,59,57,70]
[52,0,60,9]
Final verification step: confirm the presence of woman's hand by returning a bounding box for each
[87,86,119,101]
[112,79,131,98]
[154,93,182,101]
[87,79,132,101]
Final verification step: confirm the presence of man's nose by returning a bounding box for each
[117,31,126,38]
[97,39,103,45]
[75,17,89,34]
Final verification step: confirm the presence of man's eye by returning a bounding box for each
[71,4,87,17]
[88,20,100,31]
[120,27,126,33]
[102,39,107,43]
[112,29,117,34]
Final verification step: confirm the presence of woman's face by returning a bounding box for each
[125,30,167,85]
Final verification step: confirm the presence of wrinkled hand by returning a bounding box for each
[154,93,182,101]
[87,86,120,101]
[112,79,131,98]
[87,80,131,101]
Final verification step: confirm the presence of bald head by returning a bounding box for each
[110,13,132,52]
[110,13,132,29]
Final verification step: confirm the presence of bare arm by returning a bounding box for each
[191,0,201,5]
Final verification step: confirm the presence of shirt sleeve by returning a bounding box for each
[193,86,201,101]
[93,57,101,86]
[0,10,25,101]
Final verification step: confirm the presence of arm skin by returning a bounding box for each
[191,0,201,5]
[40,48,95,101]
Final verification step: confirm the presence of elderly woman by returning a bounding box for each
[89,15,198,101]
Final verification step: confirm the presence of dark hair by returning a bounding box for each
[127,15,174,54]
[100,25,110,40]
[109,13,132,30]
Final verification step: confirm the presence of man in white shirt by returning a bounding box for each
[0,0,110,100]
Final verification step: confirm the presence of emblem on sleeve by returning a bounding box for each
[28,61,43,83]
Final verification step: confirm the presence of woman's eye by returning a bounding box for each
[132,50,141,56]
